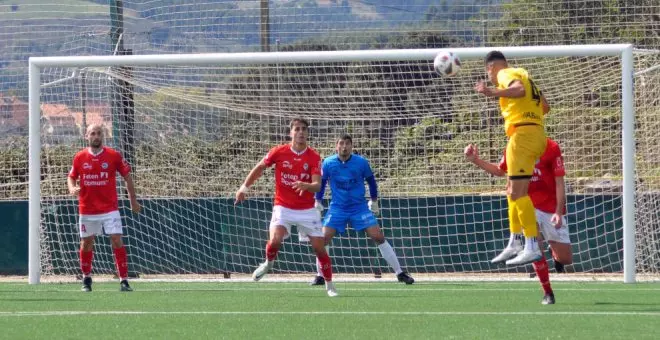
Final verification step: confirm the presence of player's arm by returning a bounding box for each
[117,155,140,213]
[314,161,329,212]
[235,160,268,204]
[294,155,322,195]
[550,175,567,228]
[67,157,80,196]
[365,175,380,215]
[315,160,329,200]
[542,95,550,114]
[464,144,506,177]
[315,160,329,199]
[550,144,567,227]
[293,174,321,195]
[474,80,525,98]
[67,176,80,196]
[315,177,328,201]
[362,159,380,215]
[555,176,566,216]
[122,173,141,214]
[364,160,378,201]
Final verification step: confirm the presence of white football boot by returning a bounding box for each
[506,248,543,266]
[325,281,339,297]
[491,244,522,264]
[252,261,273,281]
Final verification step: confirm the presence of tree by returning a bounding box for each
[489,0,659,48]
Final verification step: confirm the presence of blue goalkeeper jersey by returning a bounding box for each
[316,153,377,211]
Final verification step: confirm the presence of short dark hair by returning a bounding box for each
[289,117,310,129]
[484,50,506,64]
[337,134,353,144]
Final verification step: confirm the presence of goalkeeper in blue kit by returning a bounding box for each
[310,134,414,285]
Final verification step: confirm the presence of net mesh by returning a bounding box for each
[33,50,660,278]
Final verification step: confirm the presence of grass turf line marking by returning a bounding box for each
[0,311,659,317]
[10,287,660,292]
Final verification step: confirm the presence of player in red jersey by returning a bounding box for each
[235,118,337,297]
[465,138,573,305]
[67,124,141,292]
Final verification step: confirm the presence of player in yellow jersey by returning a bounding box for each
[474,51,550,266]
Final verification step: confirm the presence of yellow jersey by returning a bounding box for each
[497,67,544,136]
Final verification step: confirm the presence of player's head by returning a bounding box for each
[85,124,105,148]
[336,134,353,158]
[289,117,310,146]
[484,50,508,85]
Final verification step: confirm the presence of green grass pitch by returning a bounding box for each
[0,281,658,339]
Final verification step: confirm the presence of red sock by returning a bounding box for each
[80,249,93,276]
[265,241,279,261]
[113,246,129,280]
[317,251,333,282]
[533,256,553,295]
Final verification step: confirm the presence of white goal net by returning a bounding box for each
[28,45,660,282]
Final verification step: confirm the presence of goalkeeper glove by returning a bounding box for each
[315,200,325,213]
[368,199,380,215]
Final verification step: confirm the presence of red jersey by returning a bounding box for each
[263,144,321,210]
[499,138,566,214]
[68,146,131,215]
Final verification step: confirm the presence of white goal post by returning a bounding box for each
[28,44,637,284]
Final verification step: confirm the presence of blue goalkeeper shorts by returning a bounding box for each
[322,206,378,234]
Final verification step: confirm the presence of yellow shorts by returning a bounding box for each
[506,124,546,178]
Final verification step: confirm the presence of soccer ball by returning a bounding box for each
[433,51,461,77]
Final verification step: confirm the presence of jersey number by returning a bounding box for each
[528,78,542,106]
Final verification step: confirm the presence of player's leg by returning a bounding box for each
[254,206,291,281]
[311,226,337,286]
[493,159,526,263]
[310,235,337,297]
[505,126,546,265]
[361,223,414,284]
[493,179,524,263]
[536,210,573,272]
[103,211,132,291]
[80,235,95,292]
[533,235,555,305]
[311,209,346,285]
[109,235,132,291]
[253,225,288,281]
[298,208,337,297]
[548,241,572,273]
[79,216,102,292]
[507,178,540,264]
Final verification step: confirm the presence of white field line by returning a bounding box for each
[7,273,659,284]
[0,311,658,317]
[10,286,660,292]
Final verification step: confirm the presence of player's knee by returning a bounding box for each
[80,237,94,251]
[559,253,573,265]
[551,243,573,264]
[310,239,327,255]
[372,234,385,244]
[110,235,123,249]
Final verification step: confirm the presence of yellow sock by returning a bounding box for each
[507,196,523,234]
[515,196,538,238]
